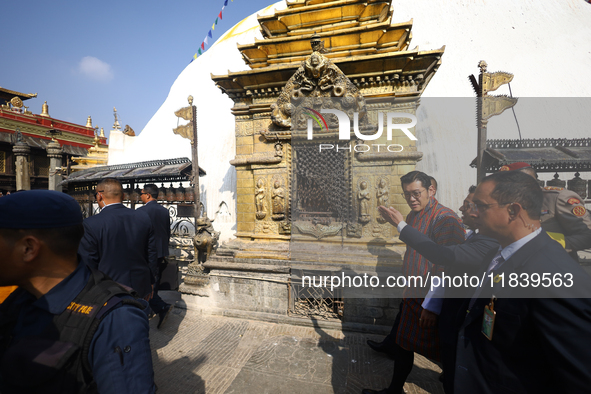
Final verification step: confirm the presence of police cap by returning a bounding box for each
[499,162,531,172]
[0,190,83,229]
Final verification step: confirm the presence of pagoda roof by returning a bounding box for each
[212,46,444,99]
[470,138,591,173]
[0,87,37,102]
[258,0,391,38]
[239,19,412,68]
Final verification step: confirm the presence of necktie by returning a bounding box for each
[468,252,504,310]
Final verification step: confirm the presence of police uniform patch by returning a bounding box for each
[567,198,581,205]
[573,206,586,217]
[499,165,510,171]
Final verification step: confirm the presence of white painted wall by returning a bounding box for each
[113,0,591,242]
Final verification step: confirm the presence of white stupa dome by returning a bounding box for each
[115,0,591,242]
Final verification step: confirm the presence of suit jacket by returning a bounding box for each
[399,225,499,393]
[138,200,171,259]
[78,204,158,298]
[453,231,591,394]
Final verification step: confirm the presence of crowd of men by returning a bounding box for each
[0,179,173,393]
[1,163,591,393]
[364,163,591,394]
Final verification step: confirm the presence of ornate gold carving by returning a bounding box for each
[279,222,291,235]
[482,96,518,120]
[173,97,195,142]
[271,47,366,129]
[293,221,343,240]
[236,121,254,136]
[174,106,193,121]
[254,221,279,234]
[346,222,363,238]
[357,179,371,224]
[271,176,286,221]
[10,97,23,108]
[172,124,193,142]
[255,178,267,220]
[376,177,389,224]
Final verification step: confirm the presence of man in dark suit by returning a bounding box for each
[139,183,172,328]
[453,170,591,393]
[79,178,158,300]
[373,186,499,394]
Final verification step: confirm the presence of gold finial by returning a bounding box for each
[188,96,193,105]
[40,101,50,117]
[86,116,93,128]
[478,60,488,73]
[99,127,105,138]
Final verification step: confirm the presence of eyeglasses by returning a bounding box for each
[460,201,477,212]
[401,189,425,200]
[94,190,104,198]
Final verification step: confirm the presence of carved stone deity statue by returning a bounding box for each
[358,181,371,224]
[192,214,221,264]
[272,180,285,220]
[255,179,267,220]
[376,178,389,224]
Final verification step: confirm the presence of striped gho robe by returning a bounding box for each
[395,197,464,361]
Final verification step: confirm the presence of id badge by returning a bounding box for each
[481,297,496,341]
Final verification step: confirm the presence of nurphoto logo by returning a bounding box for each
[302,107,417,153]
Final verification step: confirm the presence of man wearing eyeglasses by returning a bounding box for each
[363,171,465,394]
[368,186,498,393]
[453,170,591,393]
[139,184,173,328]
[79,178,158,300]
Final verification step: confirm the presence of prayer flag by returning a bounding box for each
[208,30,213,38]
[218,10,222,19]
[201,42,205,50]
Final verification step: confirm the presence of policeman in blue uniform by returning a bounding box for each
[0,190,156,393]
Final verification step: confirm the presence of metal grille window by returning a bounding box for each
[34,156,50,176]
[292,142,351,222]
[0,151,5,173]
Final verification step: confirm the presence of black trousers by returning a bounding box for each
[149,258,169,313]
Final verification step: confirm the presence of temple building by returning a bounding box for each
[0,86,107,192]
[110,0,591,325]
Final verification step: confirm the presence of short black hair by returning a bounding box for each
[97,178,123,200]
[143,184,159,199]
[0,224,84,259]
[481,171,542,220]
[400,171,432,189]
[468,185,477,194]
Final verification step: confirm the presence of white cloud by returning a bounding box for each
[78,56,113,81]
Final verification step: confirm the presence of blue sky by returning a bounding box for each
[2,0,275,140]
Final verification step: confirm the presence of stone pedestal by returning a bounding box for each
[47,141,63,192]
[13,142,31,191]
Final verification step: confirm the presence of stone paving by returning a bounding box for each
[149,292,444,394]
